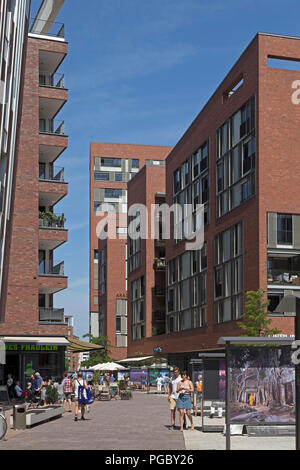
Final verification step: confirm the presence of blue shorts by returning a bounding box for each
[176,394,192,410]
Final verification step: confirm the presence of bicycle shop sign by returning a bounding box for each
[5,344,59,352]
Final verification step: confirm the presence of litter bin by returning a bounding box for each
[13,404,26,430]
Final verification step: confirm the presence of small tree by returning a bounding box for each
[80,334,113,368]
[45,385,59,404]
[237,289,282,337]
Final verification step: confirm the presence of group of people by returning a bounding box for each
[167,368,203,432]
[7,372,50,403]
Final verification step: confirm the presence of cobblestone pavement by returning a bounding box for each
[0,393,185,450]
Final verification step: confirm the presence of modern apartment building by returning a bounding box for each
[127,163,167,347]
[90,143,172,359]
[0,0,71,385]
[0,0,30,312]
[127,33,299,368]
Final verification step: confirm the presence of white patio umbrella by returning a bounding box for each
[90,362,127,371]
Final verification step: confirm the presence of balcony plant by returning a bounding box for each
[39,212,66,227]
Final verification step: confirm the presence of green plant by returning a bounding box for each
[45,385,59,404]
[120,390,132,400]
[80,334,113,368]
[237,289,282,337]
[119,380,127,391]
[92,371,101,385]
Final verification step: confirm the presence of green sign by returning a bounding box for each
[5,344,59,352]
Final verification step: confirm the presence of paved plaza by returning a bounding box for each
[0,393,296,451]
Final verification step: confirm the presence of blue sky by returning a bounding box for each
[31,0,300,338]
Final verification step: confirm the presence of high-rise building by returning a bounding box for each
[127,33,299,369]
[90,143,172,359]
[0,0,71,385]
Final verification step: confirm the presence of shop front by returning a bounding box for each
[0,336,70,387]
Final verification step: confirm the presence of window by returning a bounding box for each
[104,188,122,198]
[116,317,121,333]
[115,173,123,182]
[101,158,121,167]
[94,171,109,181]
[277,214,293,245]
[174,168,181,195]
[94,250,99,261]
[132,159,139,169]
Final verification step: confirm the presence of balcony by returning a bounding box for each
[39,261,65,277]
[30,18,65,40]
[153,258,166,271]
[268,254,300,287]
[39,307,65,324]
[39,73,65,89]
[154,287,165,296]
[39,119,65,136]
[39,212,66,230]
[39,164,65,182]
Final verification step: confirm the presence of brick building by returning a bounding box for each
[127,32,299,369]
[0,0,73,385]
[90,143,172,359]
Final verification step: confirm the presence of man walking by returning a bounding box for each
[168,367,186,430]
[62,372,73,413]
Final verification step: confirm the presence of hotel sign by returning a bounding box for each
[5,344,59,352]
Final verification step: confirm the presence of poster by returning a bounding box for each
[229,346,295,424]
[129,369,148,384]
[148,369,170,386]
[117,371,130,381]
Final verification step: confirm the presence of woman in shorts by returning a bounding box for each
[176,371,194,432]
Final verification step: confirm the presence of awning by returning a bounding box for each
[67,338,104,353]
[218,336,294,346]
[117,356,154,363]
[1,336,70,346]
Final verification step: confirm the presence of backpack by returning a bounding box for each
[77,380,94,405]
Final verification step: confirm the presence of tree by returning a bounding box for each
[237,289,282,337]
[80,334,113,368]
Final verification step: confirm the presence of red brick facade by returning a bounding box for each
[127,33,297,359]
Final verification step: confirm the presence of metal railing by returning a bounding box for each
[39,164,65,182]
[39,307,65,323]
[30,18,65,39]
[39,119,65,135]
[39,213,65,229]
[39,73,65,89]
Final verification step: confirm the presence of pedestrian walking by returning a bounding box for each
[163,374,170,394]
[62,372,73,412]
[74,371,88,422]
[168,367,183,430]
[176,371,194,432]
[156,374,163,393]
[194,375,203,417]
[7,374,14,399]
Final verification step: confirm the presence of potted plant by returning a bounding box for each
[120,390,132,400]
[45,385,59,405]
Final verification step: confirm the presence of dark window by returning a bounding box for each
[104,188,122,198]
[200,142,208,171]
[94,171,109,181]
[174,168,181,194]
[115,173,123,182]
[132,159,139,169]
[101,158,121,167]
[94,250,99,260]
[116,317,121,333]
[277,214,293,244]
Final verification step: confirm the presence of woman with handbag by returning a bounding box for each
[176,371,194,432]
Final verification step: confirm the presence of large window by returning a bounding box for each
[277,214,293,245]
[131,277,145,340]
[166,244,207,333]
[173,140,209,240]
[101,158,121,167]
[216,96,256,218]
[99,247,107,295]
[214,222,243,323]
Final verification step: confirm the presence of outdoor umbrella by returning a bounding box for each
[90,362,127,371]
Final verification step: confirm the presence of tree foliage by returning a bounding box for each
[80,334,113,368]
[237,289,282,337]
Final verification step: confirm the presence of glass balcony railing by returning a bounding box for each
[268,269,300,286]
[39,213,66,229]
[39,73,65,89]
[39,164,65,182]
[39,261,65,277]
[268,255,300,286]
[39,119,65,135]
[39,307,65,323]
[30,18,65,39]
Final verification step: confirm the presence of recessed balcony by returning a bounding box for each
[39,119,65,136]
[30,18,65,41]
[267,253,300,287]
[39,72,65,89]
[39,163,65,183]
[39,96,66,122]
[153,258,166,271]
[39,261,65,277]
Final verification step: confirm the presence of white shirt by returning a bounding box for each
[170,375,182,400]
[74,379,84,398]
[15,385,22,397]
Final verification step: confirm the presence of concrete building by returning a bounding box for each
[0,0,70,385]
[90,143,172,359]
[127,33,299,369]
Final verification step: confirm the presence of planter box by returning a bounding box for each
[10,405,64,428]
